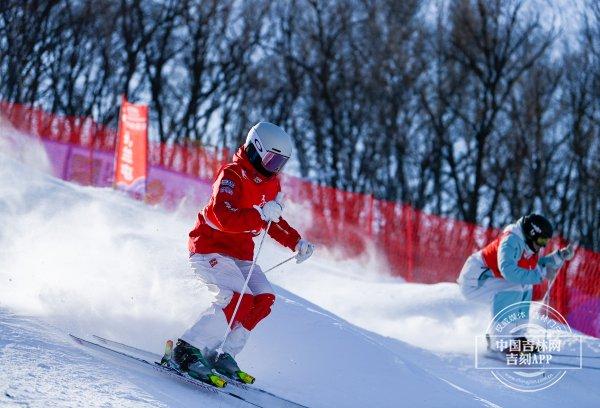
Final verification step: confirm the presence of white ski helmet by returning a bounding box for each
[244,122,293,175]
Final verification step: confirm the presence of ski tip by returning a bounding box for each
[69,334,83,344]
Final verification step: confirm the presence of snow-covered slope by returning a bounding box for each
[1,142,599,407]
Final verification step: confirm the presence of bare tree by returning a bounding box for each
[444,0,555,223]
[0,0,598,250]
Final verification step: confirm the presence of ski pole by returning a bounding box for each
[542,242,576,338]
[543,270,559,344]
[263,255,296,273]
[542,272,558,306]
[542,241,577,306]
[217,192,284,354]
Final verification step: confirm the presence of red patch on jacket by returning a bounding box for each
[481,232,539,278]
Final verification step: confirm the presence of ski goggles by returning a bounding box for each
[535,237,550,246]
[261,151,289,173]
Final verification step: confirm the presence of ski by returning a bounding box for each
[82,334,308,407]
[92,335,162,362]
[480,350,600,370]
[548,352,600,360]
[70,334,259,406]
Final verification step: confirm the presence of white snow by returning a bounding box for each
[1,136,600,407]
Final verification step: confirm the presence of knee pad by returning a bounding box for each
[222,292,254,325]
[242,293,275,331]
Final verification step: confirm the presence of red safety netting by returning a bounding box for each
[1,102,598,338]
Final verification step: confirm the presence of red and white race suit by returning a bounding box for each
[181,147,301,356]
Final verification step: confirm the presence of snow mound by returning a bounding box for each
[0,154,483,406]
[1,153,599,407]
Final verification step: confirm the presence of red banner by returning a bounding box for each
[114,96,148,196]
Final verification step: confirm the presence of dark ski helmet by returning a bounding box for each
[522,214,553,251]
[244,122,292,177]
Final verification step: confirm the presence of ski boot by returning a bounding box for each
[163,339,227,388]
[213,352,255,384]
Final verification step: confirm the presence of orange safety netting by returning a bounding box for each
[1,102,598,338]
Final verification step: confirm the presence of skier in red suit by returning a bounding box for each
[171,122,315,385]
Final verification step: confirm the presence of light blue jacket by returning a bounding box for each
[496,219,563,285]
